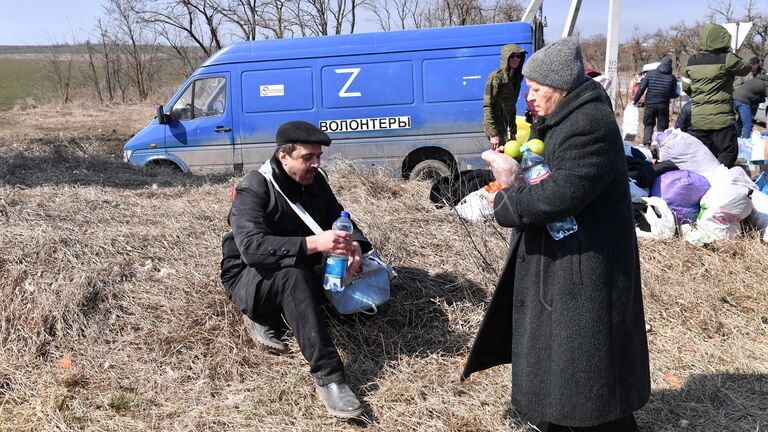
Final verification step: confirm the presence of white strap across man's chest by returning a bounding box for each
[258,161,323,235]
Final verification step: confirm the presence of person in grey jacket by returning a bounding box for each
[462,37,650,432]
[220,121,371,419]
[633,57,679,145]
[733,74,768,138]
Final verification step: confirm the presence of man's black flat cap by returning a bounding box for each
[276,121,331,146]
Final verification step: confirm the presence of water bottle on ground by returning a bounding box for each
[519,145,578,240]
[323,210,354,292]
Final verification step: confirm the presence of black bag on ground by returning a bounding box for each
[430,169,495,207]
[626,156,678,189]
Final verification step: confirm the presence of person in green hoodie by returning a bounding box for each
[483,44,526,150]
[682,24,751,168]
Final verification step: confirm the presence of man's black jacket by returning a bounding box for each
[221,156,370,291]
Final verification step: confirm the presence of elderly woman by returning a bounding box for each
[462,38,650,431]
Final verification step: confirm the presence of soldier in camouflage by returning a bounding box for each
[483,44,527,150]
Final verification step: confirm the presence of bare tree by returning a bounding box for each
[134,0,224,58]
[108,0,160,100]
[366,0,421,31]
[84,40,105,103]
[218,0,261,39]
[487,0,523,23]
[579,34,607,72]
[95,18,117,102]
[419,0,484,28]
[740,0,767,63]
[706,0,738,22]
[625,28,654,72]
[41,36,76,103]
[665,21,701,75]
[303,0,331,35]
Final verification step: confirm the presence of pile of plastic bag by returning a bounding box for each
[447,125,768,245]
[634,129,768,244]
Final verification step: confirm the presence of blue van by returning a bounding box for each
[123,22,536,179]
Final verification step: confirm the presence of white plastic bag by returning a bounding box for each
[747,190,768,242]
[455,188,494,222]
[657,129,720,180]
[696,166,755,240]
[635,196,676,239]
[681,224,718,246]
[622,104,640,140]
[325,251,396,314]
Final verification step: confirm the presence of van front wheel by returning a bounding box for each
[410,159,452,182]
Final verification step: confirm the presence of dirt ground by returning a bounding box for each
[0,103,767,431]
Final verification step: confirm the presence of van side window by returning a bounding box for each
[170,76,227,122]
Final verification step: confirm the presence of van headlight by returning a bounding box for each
[123,150,133,162]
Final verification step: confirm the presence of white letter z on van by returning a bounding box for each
[335,68,362,97]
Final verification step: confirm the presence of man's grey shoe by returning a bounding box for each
[243,315,288,353]
[316,381,364,419]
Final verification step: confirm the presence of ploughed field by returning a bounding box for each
[0,104,767,431]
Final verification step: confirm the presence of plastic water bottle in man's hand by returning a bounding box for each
[323,211,354,292]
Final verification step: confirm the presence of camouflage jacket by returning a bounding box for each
[483,44,526,141]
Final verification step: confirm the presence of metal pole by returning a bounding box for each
[604,0,622,107]
[522,0,544,24]
[562,0,583,38]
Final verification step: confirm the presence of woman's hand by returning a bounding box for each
[489,136,501,150]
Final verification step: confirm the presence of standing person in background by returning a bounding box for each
[682,24,750,168]
[734,57,763,88]
[675,100,693,132]
[484,44,526,150]
[633,57,679,147]
[733,74,768,138]
[463,37,650,432]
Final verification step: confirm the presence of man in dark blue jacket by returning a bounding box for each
[634,57,679,145]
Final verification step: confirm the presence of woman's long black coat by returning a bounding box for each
[462,78,650,427]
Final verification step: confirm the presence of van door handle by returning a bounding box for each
[214,126,232,133]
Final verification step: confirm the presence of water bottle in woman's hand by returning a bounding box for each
[520,146,578,240]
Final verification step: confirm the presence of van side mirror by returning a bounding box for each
[156,104,170,124]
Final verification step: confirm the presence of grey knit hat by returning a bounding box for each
[522,37,585,92]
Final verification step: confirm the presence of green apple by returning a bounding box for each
[527,138,545,155]
[503,140,523,161]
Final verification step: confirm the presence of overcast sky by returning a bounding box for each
[0,0,762,45]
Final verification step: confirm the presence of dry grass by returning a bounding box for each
[1,104,767,431]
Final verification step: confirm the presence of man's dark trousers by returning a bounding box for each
[689,126,739,168]
[245,265,345,386]
[642,104,670,145]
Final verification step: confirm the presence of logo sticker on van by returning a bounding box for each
[320,116,411,132]
[260,84,285,96]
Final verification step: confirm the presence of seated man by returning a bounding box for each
[220,120,371,419]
